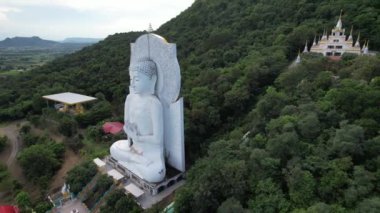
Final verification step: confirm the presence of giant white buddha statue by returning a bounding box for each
[110,59,165,183]
[110,33,185,183]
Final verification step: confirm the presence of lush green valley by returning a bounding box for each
[0,0,379,212]
[0,37,95,75]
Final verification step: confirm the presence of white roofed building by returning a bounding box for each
[42,92,96,114]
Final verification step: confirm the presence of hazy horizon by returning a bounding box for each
[0,35,104,42]
[0,0,194,41]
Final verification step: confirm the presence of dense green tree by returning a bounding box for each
[66,161,97,194]
[248,148,281,182]
[355,197,380,213]
[297,113,321,139]
[0,135,7,152]
[76,101,112,127]
[86,125,103,142]
[65,134,84,152]
[18,143,63,185]
[331,123,364,159]
[248,178,290,212]
[0,163,9,183]
[114,196,141,213]
[286,166,317,208]
[257,87,288,120]
[217,197,247,213]
[34,202,53,213]
[266,131,301,162]
[100,189,141,213]
[344,166,375,207]
[293,202,346,213]
[318,157,352,202]
[15,191,31,210]
[58,116,78,137]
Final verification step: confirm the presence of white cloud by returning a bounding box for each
[3,0,193,13]
[0,6,21,22]
[0,0,194,40]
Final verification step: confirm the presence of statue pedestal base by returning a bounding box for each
[104,155,185,208]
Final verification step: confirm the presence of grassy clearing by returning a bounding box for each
[80,138,109,160]
[0,70,24,76]
[0,176,13,192]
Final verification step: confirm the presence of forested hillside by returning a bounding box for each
[0,0,379,211]
[175,52,380,212]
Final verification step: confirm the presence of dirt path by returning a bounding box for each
[49,149,82,192]
[6,132,20,167]
[0,121,26,181]
[0,121,83,200]
[0,120,27,203]
[31,128,83,192]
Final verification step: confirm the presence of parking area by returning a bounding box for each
[57,199,89,213]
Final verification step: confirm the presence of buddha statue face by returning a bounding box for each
[130,59,157,95]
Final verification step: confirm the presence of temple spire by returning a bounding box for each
[303,40,309,53]
[348,26,353,41]
[312,35,317,46]
[335,9,343,30]
[354,32,361,48]
[363,40,369,54]
[321,29,327,40]
[295,50,301,64]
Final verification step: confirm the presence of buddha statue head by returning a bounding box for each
[129,59,157,95]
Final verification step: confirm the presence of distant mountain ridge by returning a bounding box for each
[62,37,103,43]
[0,36,59,48]
[0,36,102,49]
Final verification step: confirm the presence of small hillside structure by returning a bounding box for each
[43,92,96,114]
[93,158,106,172]
[102,122,124,135]
[107,169,124,183]
[124,183,145,198]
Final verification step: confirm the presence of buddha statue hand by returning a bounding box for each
[125,120,138,141]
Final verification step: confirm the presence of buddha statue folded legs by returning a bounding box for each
[110,139,165,183]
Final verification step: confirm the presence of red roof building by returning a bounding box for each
[102,122,124,135]
[0,206,19,213]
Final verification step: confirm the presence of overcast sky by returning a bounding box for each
[0,0,194,41]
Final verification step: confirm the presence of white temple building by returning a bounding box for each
[306,12,370,57]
